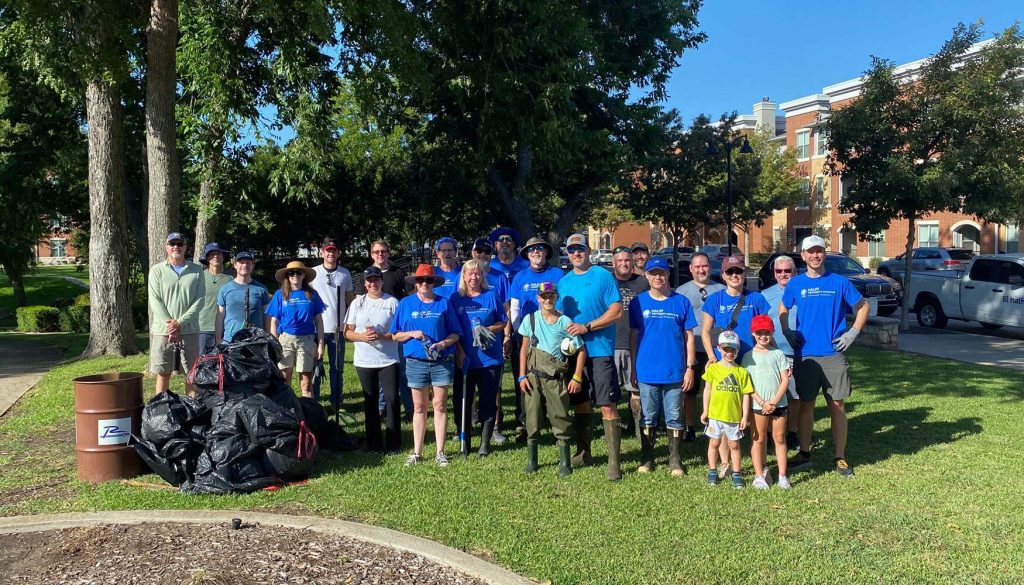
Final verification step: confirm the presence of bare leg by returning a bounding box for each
[155,373,171,394]
[727,439,742,474]
[718,439,729,468]
[772,416,788,477]
[411,388,429,457]
[432,386,449,454]
[299,372,313,398]
[828,398,847,459]
[752,414,769,477]
[707,437,721,469]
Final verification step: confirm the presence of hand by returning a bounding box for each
[629,371,638,390]
[410,330,426,341]
[364,329,379,342]
[519,378,532,394]
[762,402,774,415]
[833,327,860,353]
[682,369,694,392]
[502,336,512,357]
[566,323,587,336]
[739,416,748,431]
[316,343,324,361]
[706,354,718,364]
[429,341,447,353]
[568,378,582,394]
[700,411,708,426]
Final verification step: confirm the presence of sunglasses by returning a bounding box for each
[474,247,493,254]
[612,246,631,254]
[526,245,547,253]
[774,268,794,274]
[724,269,745,276]
[287,270,305,277]
[699,288,708,301]
[497,236,514,243]
[371,249,389,255]
[415,277,434,284]
[566,246,586,254]
[167,242,185,248]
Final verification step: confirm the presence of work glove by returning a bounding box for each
[832,327,860,353]
[422,338,442,361]
[472,324,496,350]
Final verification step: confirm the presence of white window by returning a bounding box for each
[868,232,885,257]
[49,239,67,258]
[797,178,811,208]
[795,130,810,160]
[918,223,939,248]
[838,176,853,205]
[1007,224,1019,254]
[814,176,827,208]
[815,129,828,157]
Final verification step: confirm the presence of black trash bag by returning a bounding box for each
[187,327,283,390]
[128,434,189,486]
[139,390,208,446]
[183,453,281,495]
[237,392,319,480]
[297,397,359,452]
[181,400,282,495]
[196,383,262,422]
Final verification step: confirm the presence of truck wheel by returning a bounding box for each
[980,323,1003,330]
[916,298,948,329]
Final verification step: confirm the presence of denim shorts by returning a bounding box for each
[405,357,454,389]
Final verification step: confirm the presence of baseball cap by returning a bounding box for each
[435,236,457,251]
[322,237,339,251]
[472,238,493,252]
[645,257,670,273]
[200,242,228,262]
[630,242,649,253]
[722,255,746,270]
[363,266,383,279]
[801,235,827,251]
[750,314,775,333]
[537,282,558,295]
[234,250,254,261]
[166,232,186,244]
[565,233,588,248]
[718,330,740,349]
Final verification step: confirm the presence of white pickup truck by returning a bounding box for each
[907,254,1024,329]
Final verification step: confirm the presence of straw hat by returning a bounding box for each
[275,260,316,284]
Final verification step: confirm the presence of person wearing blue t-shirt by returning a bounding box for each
[507,235,565,440]
[450,260,508,457]
[266,261,326,398]
[558,233,624,481]
[216,250,271,343]
[780,236,868,478]
[488,227,530,282]
[700,255,771,360]
[433,236,461,299]
[628,257,696,477]
[390,264,462,468]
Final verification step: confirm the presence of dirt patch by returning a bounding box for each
[0,522,489,584]
[0,426,77,508]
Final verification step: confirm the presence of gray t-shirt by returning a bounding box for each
[614,274,649,350]
[676,280,725,353]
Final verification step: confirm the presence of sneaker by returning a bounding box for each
[731,473,744,489]
[763,469,773,485]
[787,451,813,472]
[404,454,424,467]
[683,427,696,442]
[706,469,719,486]
[835,457,854,478]
[752,475,769,490]
[435,452,450,467]
[777,475,792,489]
[786,431,799,451]
[491,429,507,445]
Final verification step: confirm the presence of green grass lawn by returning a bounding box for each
[0,265,90,327]
[1,346,1022,583]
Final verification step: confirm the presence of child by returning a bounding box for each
[741,315,792,490]
[701,330,754,488]
[518,282,586,477]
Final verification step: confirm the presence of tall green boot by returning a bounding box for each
[524,440,539,474]
[603,418,622,481]
[557,443,572,477]
[668,429,686,477]
[638,426,656,473]
[571,411,594,467]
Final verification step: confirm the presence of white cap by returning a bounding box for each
[801,235,826,251]
[717,330,740,348]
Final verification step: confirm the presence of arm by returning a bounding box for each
[269,317,279,337]
[177,270,207,327]
[344,323,359,342]
[315,313,325,360]
[629,329,639,388]
[566,300,622,336]
[701,313,716,360]
[147,266,172,330]
[682,330,696,391]
[700,380,711,425]
[769,368,791,412]
[568,346,586,394]
[215,307,225,344]
[518,335,531,394]
[852,298,869,330]
[740,393,751,431]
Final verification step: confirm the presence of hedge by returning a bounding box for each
[59,305,90,333]
[16,306,61,333]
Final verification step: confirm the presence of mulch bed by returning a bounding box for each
[0,522,489,584]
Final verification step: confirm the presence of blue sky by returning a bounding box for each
[665,0,1021,124]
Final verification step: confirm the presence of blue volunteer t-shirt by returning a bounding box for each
[485,270,510,305]
[389,294,462,360]
[265,289,326,336]
[629,292,697,384]
[434,266,461,299]
[510,266,565,326]
[557,266,622,358]
[782,272,863,357]
[702,290,771,359]
[490,256,530,282]
[217,280,272,342]
[451,290,507,369]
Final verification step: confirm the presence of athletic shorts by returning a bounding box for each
[684,352,710,395]
[753,406,789,418]
[794,353,851,402]
[705,418,743,441]
[279,333,316,373]
[613,349,637,393]
[785,355,798,401]
[570,355,620,407]
[149,333,199,375]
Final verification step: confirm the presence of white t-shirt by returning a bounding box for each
[312,264,354,332]
[344,293,401,368]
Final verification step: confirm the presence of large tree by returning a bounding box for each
[338,0,706,243]
[825,23,1024,330]
[145,0,180,272]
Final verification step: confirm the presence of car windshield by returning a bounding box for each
[825,256,866,275]
[948,250,975,260]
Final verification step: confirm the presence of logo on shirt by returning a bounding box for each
[800,287,835,299]
[717,373,741,394]
[642,309,651,318]
[411,311,419,318]
[801,289,808,298]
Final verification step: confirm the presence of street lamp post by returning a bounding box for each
[706,136,754,257]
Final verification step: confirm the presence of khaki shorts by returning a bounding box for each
[150,333,199,375]
[279,333,317,373]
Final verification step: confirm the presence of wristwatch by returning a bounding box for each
[585,322,593,332]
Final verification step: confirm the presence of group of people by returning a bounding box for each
[147,228,868,487]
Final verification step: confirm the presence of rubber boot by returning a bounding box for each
[629,394,643,443]
[603,418,622,481]
[571,411,594,467]
[478,421,494,457]
[557,443,573,477]
[638,426,656,473]
[524,440,539,474]
[668,429,686,477]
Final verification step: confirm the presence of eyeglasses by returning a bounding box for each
[168,242,185,248]
[526,245,546,254]
[371,249,389,255]
[566,246,586,254]
[612,246,631,254]
[774,268,794,274]
[287,270,304,277]
[497,236,514,243]
[437,248,455,254]
[365,277,382,284]
[415,277,434,284]
[724,269,744,276]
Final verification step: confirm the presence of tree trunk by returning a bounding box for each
[11,276,26,308]
[192,132,225,261]
[899,216,915,332]
[83,78,139,357]
[145,0,180,271]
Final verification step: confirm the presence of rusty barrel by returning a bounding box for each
[74,372,144,482]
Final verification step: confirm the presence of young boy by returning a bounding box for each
[741,314,792,490]
[518,282,586,476]
[701,330,754,488]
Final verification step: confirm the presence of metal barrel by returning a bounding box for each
[73,372,144,482]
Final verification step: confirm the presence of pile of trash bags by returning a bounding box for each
[129,327,341,494]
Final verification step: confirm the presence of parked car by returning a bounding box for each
[558,247,571,271]
[757,252,902,315]
[877,247,975,283]
[907,253,1024,329]
[653,246,696,265]
[590,248,613,266]
[697,244,733,261]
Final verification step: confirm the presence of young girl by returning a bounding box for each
[741,314,792,489]
[701,330,754,488]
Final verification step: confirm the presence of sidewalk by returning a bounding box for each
[897,329,1024,372]
[0,339,64,417]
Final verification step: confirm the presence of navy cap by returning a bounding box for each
[645,257,670,272]
[234,250,254,261]
[166,232,186,244]
[200,242,229,264]
[472,238,493,252]
[363,266,383,279]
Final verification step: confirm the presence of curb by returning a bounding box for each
[0,510,536,585]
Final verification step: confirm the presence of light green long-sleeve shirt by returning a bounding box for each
[148,260,206,335]
[198,270,232,332]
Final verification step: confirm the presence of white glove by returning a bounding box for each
[833,327,860,353]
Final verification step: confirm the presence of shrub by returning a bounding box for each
[16,306,61,332]
[59,305,91,333]
[869,257,883,271]
[74,293,91,306]
[747,252,770,268]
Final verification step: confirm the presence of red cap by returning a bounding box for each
[750,314,775,333]
[722,255,746,270]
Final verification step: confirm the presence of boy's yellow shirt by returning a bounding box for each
[702,361,754,424]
